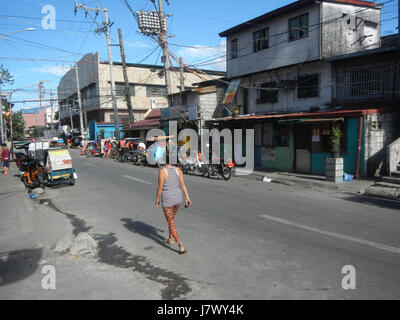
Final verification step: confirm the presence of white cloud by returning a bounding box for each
[176,40,226,71]
[31,65,70,77]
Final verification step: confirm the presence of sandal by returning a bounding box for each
[164,239,173,245]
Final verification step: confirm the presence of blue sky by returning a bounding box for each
[0,0,398,110]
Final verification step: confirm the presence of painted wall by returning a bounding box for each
[261,133,294,172]
[226,4,320,79]
[88,121,123,141]
[235,61,332,115]
[311,118,365,176]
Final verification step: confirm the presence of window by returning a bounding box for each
[115,82,135,97]
[289,13,309,41]
[253,28,269,52]
[146,85,167,97]
[257,82,278,103]
[297,74,319,98]
[231,39,238,59]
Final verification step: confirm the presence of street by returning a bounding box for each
[2,149,399,300]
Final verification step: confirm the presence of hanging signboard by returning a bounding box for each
[222,79,241,105]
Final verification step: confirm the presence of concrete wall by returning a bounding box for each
[364,112,400,176]
[235,60,332,115]
[311,118,365,177]
[321,2,381,58]
[261,131,294,172]
[226,3,320,79]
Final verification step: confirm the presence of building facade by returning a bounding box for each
[57,52,225,131]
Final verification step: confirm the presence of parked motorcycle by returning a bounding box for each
[193,157,235,180]
[20,158,46,188]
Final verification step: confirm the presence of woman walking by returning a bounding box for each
[156,159,191,254]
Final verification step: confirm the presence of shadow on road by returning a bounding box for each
[121,218,178,253]
[342,194,400,211]
[0,248,42,287]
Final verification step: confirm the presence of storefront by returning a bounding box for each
[213,108,390,177]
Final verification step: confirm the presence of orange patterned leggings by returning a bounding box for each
[163,204,181,244]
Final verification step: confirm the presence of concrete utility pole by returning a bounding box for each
[0,72,5,144]
[179,57,185,92]
[69,102,74,130]
[158,0,172,96]
[75,1,121,142]
[74,62,85,138]
[118,28,135,127]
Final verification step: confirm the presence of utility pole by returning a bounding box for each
[74,62,85,138]
[75,1,121,142]
[8,92,13,159]
[118,28,134,127]
[69,102,74,130]
[38,81,44,129]
[0,72,4,144]
[157,0,172,96]
[179,57,185,92]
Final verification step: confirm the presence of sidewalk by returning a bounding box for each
[0,163,73,293]
[233,167,378,195]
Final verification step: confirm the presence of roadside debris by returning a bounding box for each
[53,232,98,257]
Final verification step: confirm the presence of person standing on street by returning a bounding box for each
[1,143,10,175]
[156,153,191,254]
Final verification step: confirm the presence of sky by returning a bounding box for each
[0,0,398,111]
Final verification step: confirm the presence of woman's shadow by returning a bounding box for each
[121,218,179,253]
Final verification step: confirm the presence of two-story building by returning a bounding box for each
[57,52,225,131]
[215,0,395,178]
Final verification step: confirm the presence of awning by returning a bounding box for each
[129,119,160,130]
[212,107,395,123]
[277,118,344,125]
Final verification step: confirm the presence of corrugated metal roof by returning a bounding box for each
[213,107,394,122]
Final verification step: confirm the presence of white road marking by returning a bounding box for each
[260,214,400,255]
[123,175,152,185]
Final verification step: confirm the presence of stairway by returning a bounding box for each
[381,162,400,185]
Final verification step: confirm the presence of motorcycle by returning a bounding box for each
[194,157,235,180]
[20,158,46,188]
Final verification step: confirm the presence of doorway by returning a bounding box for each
[294,125,311,173]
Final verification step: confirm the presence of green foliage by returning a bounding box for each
[328,125,342,152]
[0,65,14,86]
[31,126,42,139]
[10,111,25,140]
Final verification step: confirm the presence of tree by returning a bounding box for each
[31,126,42,139]
[0,65,14,86]
[10,111,25,140]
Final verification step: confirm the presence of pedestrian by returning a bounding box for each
[107,140,112,159]
[155,152,191,254]
[1,143,10,175]
[103,140,108,158]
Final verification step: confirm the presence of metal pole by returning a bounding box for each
[118,28,134,127]
[74,62,85,138]
[158,0,172,97]
[104,9,121,142]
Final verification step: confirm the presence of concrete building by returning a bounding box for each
[212,0,400,178]
[21,107,46,131]
[57,52,225,131]
[219,0,381,115]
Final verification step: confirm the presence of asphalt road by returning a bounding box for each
[28,149,400,299]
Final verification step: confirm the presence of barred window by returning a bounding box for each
[253,28,269,52]
[297,74,319,98]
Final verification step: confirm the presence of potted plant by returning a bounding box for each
[328,125,342,158]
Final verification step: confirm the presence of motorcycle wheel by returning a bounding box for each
[221,167,232,180]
